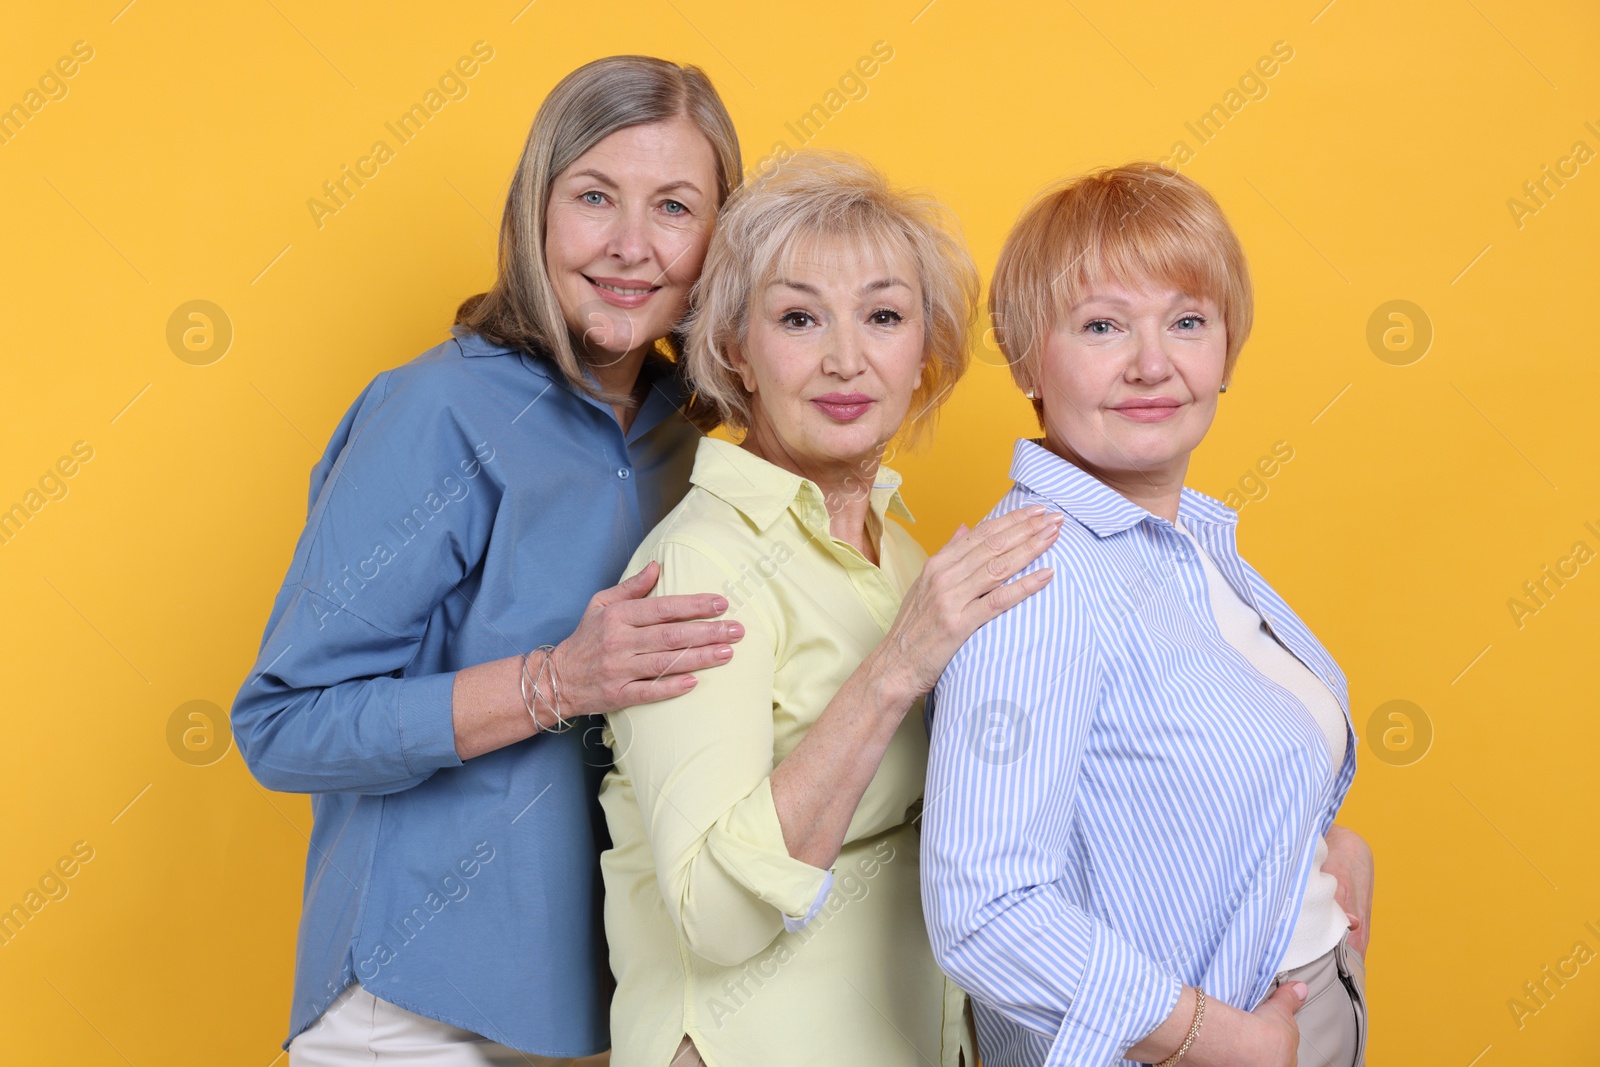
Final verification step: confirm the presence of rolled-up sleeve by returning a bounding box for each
[231,367,498,795]
[607,538,830,968]
[921,565,1181,1066]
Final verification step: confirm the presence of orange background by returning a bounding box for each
[2,2,1598,1063]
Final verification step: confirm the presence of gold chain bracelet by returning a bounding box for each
[1154,987,1206,1067]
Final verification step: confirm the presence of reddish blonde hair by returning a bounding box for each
[989,162,1253,415]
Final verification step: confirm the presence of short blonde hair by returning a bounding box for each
[456,55,740,424]
[989,162,1253,416]
[684,151,979,445]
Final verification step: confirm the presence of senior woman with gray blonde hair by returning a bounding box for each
[598,151,1062,1067]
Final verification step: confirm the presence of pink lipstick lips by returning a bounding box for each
[811,392,875,422]
[1110,397,1182,422]
[585,275,661,309]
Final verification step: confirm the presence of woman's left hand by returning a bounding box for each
[1322,824,1374,956]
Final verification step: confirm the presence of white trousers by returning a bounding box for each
[288,982,610,1067]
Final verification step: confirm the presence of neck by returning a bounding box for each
[740,418,883,561]
[586,342,656,436]
[1044,434,1187,523]
[586,342,653,398]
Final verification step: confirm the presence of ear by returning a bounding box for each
[913,353,927,392]
[727,340,758,394]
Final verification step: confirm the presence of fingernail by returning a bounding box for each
[1293,982,1308,1001]
[683,675,698,687]
[712,597,728,613]
[727,622,745,639]
[715,645,733,659]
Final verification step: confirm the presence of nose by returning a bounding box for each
[1127,319,1175,383]
[820,321,867,380]
[605,203,651,267]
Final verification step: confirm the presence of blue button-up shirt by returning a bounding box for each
[231,329,700,1055]
[921,439,1356,1067]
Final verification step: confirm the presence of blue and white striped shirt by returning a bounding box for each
[921,439,1356,1067]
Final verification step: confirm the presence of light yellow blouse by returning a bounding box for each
[599,436,970,1067]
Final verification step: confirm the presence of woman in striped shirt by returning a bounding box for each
[921,163,1374,1067]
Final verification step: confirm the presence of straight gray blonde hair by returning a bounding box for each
[684,151,978,446]
[455,55,740,423]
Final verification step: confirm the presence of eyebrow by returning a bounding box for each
[768,276,913,296]
[566,169,704,198]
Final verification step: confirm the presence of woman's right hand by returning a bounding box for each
[550,560,746,717]
[1244,982,1307,1066]
[1128,983,1306,1067]
[873,504,1063,702]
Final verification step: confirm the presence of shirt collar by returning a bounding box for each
[690,437,915,534]
[451,326,524,361]
[452,327,690,440]
[1008,437,1237,537]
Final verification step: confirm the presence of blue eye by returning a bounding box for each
[581,191,606,206]
[662,200,687,215]
[1085,319,1114,334]
[1176,315,1205,330]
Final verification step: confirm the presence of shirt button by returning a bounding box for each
[617,467,631,480]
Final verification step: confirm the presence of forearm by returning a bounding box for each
[1325,823,1372,866]
[769,646,914,869]
[233,670,461,794]
[1323,822,1375,953]
[1125,988,1280,1066]
[451,651,554,760]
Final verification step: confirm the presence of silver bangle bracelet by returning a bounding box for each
[519,644,574,734]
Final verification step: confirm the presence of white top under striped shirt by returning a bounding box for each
[1172,516,1349,971]
[922,439,1356,1067]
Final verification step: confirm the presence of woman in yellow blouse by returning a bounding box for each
[598,152,1062,1067]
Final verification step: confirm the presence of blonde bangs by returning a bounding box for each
[685,151,978,444]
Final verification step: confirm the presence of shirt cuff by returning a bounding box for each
[397,671,464,776]
[1047,922,1181,1067]
[705,777,832,922]
[782,870,834,933]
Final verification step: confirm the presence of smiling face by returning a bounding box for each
[733,235,927,482]
[1035,276,1226,500]
[543,115,719,375]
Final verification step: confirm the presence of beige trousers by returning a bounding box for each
[288,982,611,1067]
[1272,934,1368,1067]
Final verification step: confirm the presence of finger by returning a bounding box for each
[613,673,700,708]
[952,519,1061,597]
[974,566,1055,618]
[1261,982,1309,1018]
[966,504,1056,545]
[637,643,736,680]
[938,522,971,552]
[590,560,660,609]
[947,507,1060,571]
[637,618,746,652]
[612,591,730,626]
